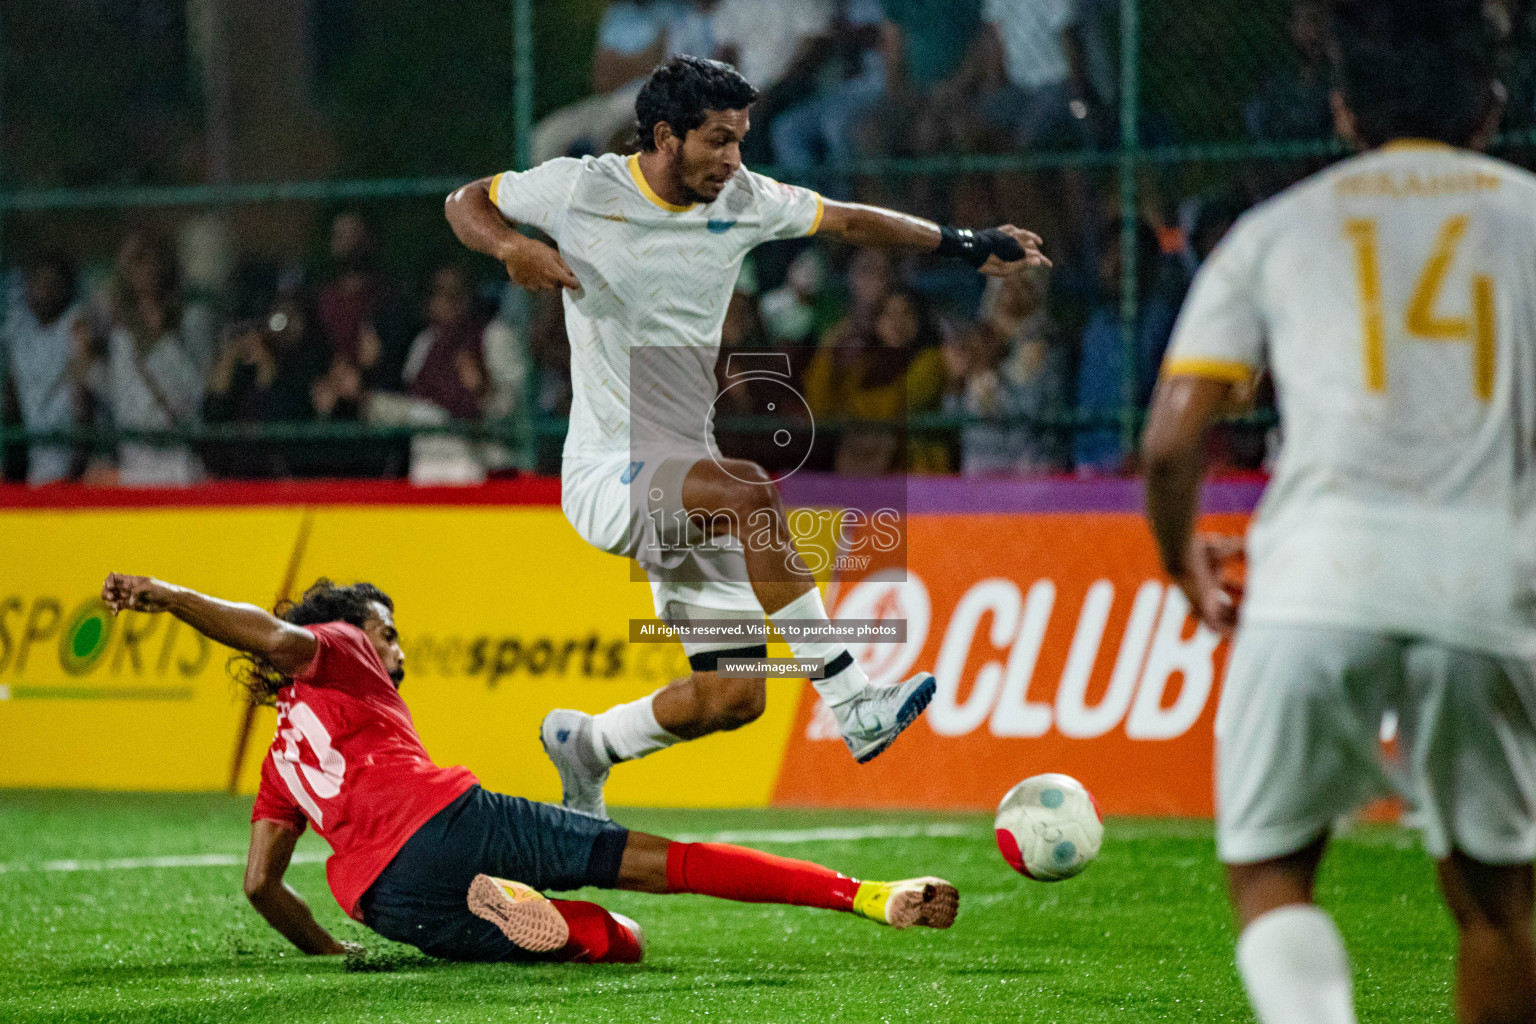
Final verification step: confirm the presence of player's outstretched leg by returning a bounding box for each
[679,458,937,763]
[541,709,613,819]
[619,832,958,931]
[543,661,936,818]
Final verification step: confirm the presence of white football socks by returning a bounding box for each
[590,690,682,766]
[767,587,869,708]
[1236,904,1358,1024]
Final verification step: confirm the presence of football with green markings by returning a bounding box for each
[995,773,1104,881]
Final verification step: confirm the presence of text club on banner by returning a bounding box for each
[772,512,1250,815]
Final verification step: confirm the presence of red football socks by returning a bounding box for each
[664,841,860,912]
[550,899,643,964]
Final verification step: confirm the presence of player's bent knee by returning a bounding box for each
[701,677,767,731]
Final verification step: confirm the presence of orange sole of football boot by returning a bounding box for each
[885,878,959,929]
[466,874,569,952]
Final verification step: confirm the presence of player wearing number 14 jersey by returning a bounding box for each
[98,573,958,966]
[1143,3,1536,1023]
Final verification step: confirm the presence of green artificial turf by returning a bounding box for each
[0,791,1457,1023]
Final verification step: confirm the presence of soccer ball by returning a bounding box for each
[995,773,1103,881]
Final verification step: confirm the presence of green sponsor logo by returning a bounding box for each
[60,601,115,676]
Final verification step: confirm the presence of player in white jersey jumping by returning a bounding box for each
[446,55,1047,818]
[1144,2,1536,1022]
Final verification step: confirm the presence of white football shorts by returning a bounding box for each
[1216,622,1536,866]
[561,452,765,656]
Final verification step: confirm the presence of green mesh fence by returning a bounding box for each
[2,0,1529,479]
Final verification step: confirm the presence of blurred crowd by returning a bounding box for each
[11,0,1536,486]
[2,215,534,486]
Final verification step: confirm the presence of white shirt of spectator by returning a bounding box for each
[489,152,823,462]
[597,2,716,88]
[711,0,834,89]
[1164,142,1536,657]
[984,0,1078,92]
[105,325,205,485]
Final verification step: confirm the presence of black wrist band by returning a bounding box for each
[936,225,1027,269]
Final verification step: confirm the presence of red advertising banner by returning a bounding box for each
[771,512,1249,816]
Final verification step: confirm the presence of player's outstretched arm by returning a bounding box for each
[100,573,317,676]
[444,177,579,292]
[815,199,1051,276]
[244,820,354,955]
[1142,375,1244,634]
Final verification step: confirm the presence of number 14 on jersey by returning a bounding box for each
[1344,214,1496,401]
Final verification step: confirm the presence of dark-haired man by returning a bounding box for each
[99,571,958,965]
[446,54,1048,820]
[4,251,89,485]
[1143,2,1536,1022]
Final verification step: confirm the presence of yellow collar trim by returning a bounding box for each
[627,154,697,212]
[1380,139,1455,152]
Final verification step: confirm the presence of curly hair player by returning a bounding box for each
[445,54,1049,819]
[99,572,957,964]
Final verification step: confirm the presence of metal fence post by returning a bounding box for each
[1117,0,1141,460]
[510,0,539,468]
[0,8,8,478]
[514,0,533,172]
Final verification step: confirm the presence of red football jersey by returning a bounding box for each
[251,621,477,919]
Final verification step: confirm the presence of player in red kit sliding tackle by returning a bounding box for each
[100,572,957,964]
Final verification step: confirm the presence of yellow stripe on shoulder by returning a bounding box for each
[807,194,826,236]
[488,173,504,207]
[1162,357,1255,382]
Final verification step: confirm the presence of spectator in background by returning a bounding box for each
[944,267,1070,476]
[760,249,827,347]
[712,0,835,162]
[912,0,1094,238]
[315,211,412,398]
[1242,0,1334,200]
[3,252,91,485]
[1489,0,1536,132]
[972,0,1096,151]
[1072,218,1176,475]
[861,0,983,217]
[402,264,527,424]
[804,287,947,474]
[203,287,331,478]
[822,249,895,348]
[533,1,717,163]
[769,0,887,199]
[712,0,832,92]
[103,232,206,486]
[529,289,573,476]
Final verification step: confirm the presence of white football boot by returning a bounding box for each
[835,672,937,764]
[539,709,611,819]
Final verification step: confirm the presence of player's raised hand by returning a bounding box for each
[101,573,179,614]
[1177,533,1244,636]
[502,237,580,292]
[979,225,1051,277]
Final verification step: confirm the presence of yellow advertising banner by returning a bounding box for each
[0,508,302,789]
[0,498,802,806]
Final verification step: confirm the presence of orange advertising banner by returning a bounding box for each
[771,512,1250,816]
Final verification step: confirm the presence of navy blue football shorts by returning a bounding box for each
[358,785,629,962]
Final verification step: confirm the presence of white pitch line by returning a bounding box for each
[0,851,327,875]
[671,823,974,845]
[0,824,975,876]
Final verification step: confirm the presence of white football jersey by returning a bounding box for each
[490,153,823,463]
[1165,141,1536,656]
